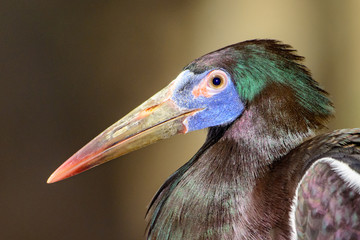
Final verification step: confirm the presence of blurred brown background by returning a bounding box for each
[1,1,360,239]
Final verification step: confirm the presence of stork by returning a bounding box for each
[48,40,360,239]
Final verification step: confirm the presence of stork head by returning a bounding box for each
[47,39,332,183]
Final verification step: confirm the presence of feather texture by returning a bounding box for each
[145,40,360,239]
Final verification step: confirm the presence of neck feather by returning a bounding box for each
[222,83,330,178]
[147,84,333,239]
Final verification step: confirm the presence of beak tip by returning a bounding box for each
[47,166,69,184]
[47,172,59,184]
[46,157,91,184]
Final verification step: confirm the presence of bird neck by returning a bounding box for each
[168,84,330,238]
[221,84,322,180]
[147,84,332,239]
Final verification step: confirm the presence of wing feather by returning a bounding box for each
[291,129,360,239]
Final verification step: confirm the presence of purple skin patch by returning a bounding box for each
[170,69,245,132]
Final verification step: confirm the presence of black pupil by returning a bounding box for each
[212,77,222,86]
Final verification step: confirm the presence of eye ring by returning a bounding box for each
[207,70,228,89]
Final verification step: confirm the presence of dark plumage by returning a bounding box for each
[48,40,360,240]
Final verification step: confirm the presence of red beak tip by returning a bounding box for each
[47,173,59,184]
[47,168,68,184]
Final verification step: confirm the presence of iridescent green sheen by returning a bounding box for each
[232,43,333,115]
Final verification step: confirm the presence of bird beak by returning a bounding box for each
[47,82,202,183]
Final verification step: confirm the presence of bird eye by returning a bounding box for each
[207,70,227,89]
[192,70,229,98]
[212,77,222,86]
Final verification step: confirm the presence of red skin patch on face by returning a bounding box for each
[192,79,212,98]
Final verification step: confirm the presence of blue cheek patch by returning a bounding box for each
[171,70,245,132]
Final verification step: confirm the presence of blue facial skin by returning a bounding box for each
[171,69,245,132]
